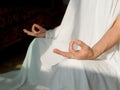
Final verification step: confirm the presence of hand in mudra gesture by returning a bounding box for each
[54,39,94,60]
[23,24,46,38]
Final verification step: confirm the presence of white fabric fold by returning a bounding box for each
[0,0,120,90]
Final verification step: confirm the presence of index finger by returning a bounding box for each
[32,24,41,33]
[69,40,75,52]
[73,39,88,48]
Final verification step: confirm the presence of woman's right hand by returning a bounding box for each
[23,24,46,38]
[53,39,95,60]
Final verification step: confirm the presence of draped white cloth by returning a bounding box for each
[1,0,120,90]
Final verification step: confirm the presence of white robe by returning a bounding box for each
[1,0,120,90]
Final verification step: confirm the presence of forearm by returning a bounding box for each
[91,23,120,59]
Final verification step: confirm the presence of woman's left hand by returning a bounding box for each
[53,39,94,60]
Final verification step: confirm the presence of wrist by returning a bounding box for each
[88,48,96,60]
[91,46,105,60]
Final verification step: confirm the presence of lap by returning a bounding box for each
[51,59,120,90]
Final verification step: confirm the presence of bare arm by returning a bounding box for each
[54,14,120,60]
[91,14,120,59]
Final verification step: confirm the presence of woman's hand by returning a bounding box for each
[23,24,46,38]
[53,39,95,60]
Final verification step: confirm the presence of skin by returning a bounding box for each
[23,24,46,38]
[23,14,120,60]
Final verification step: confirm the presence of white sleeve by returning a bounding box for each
[45,29,55,39]
[45,26,61,39]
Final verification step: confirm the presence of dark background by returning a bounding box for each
[0,0,69,73]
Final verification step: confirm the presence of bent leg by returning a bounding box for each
[50,59,120,90]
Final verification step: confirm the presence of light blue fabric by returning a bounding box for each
[0,0,120,90]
